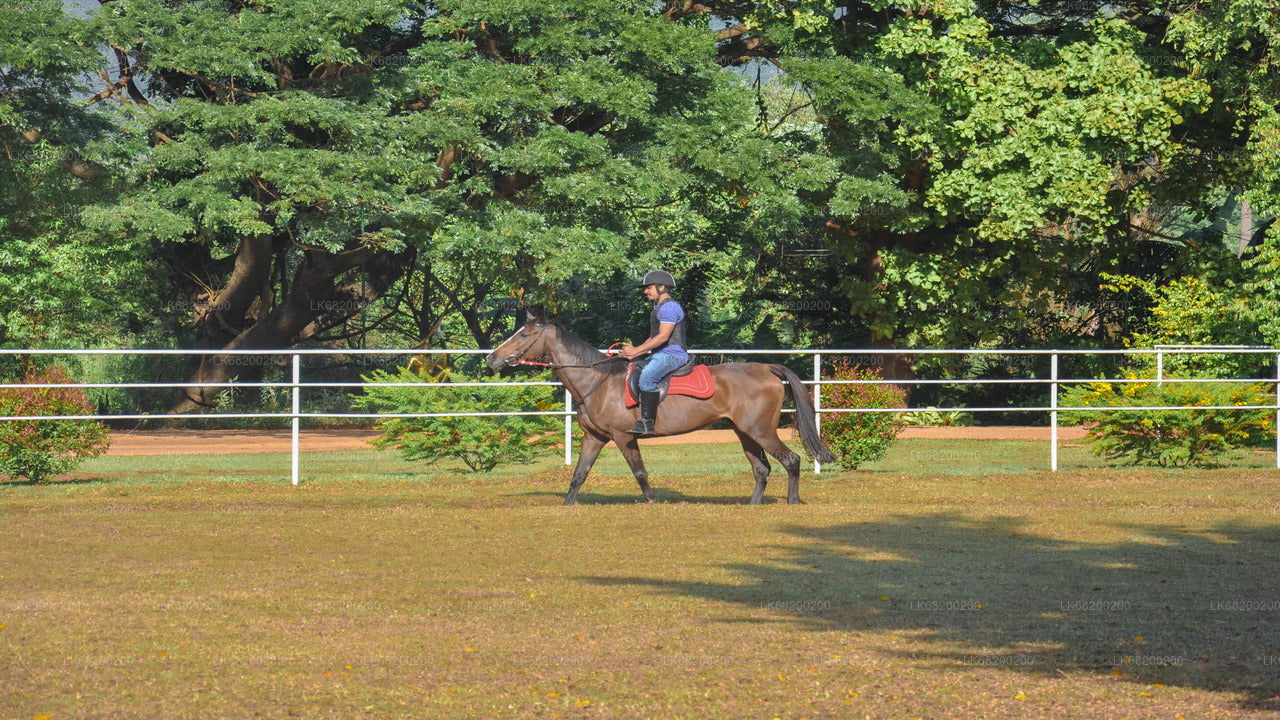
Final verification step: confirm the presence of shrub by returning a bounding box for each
[819,361,907,470]
[0,366,110,483]
[1103,273,1264,380]
[353,366,561,472]
[1062,373,1274,468]
[901,407,974,427]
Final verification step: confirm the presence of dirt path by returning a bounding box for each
[105,426,1087,456]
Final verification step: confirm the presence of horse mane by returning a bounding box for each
[551,320,628,375]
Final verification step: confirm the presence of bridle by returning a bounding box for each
[502,322,553,368]
[501,322,626,370]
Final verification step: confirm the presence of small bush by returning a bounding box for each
[901,407,974,427]
[819,361,907,469]
[0,366,110,483]
[1062,373,1274,468]
[353,366,561,472]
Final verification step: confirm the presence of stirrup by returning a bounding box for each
[626,419,655,435]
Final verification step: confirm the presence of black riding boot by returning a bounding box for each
[627,391,660,435]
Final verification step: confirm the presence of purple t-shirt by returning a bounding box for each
[655,301,688,361]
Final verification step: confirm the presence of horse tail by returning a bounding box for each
[769,364,837,464]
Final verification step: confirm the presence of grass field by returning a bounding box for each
[3,438,1280,719]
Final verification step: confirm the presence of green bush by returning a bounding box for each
[1103,273,1265,380]
[353,366,562,472]
[901,407,974,427]
[1062,373,1274,468]
[819,361,907,470]
[0,366,111,484]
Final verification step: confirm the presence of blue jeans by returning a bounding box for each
[638,351,686,392]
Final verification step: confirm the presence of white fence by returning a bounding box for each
[1,346,1278,484]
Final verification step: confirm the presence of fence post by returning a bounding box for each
[564,388,573,466]
[1050,352,1059,472]
[291,353,300,486]
[813,353,822,475]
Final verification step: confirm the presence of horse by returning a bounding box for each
[484,312,836,505]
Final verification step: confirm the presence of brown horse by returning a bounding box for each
[485,313,835,505]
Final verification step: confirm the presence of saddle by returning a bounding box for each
[624,356,716,408]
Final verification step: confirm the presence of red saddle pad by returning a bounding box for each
[624,365,716,408]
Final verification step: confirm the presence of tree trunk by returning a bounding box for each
[169,248,410,414]
[867,230,917,395]
[193,234,273,339]
[1240,198,1253,258]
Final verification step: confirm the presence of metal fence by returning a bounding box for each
[1,345,1277,485]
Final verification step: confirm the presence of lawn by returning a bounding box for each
[2,438,1279,718]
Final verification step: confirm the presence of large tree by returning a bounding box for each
[665,0,1218,360]
[78,0,824,411]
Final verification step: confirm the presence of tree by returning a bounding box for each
[77,0,828,412]
[1,1,161,352]
[1166,0,1280,344]
[664,1,1216,359]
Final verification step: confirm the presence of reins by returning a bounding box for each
[514,355,624,370]
[506,332,627,370]
[504,328,626,404]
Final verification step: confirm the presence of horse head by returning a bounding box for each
[484,309,550,373]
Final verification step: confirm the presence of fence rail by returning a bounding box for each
[2,346,1277,483]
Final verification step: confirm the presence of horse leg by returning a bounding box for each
[565,432,608,506]
[734,430,772,505]
[750,428,803,504]
[613,434,656,503]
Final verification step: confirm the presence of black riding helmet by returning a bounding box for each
[638,270,676,289]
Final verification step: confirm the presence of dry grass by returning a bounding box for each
[2,440,1280,718]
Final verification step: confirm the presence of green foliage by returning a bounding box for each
[743,0,1216,348]
[354,366,561,472]
[0,2,163,349]
[1102,273,1264,379]
[0,139,162,347]
[0,0,102,133]
[819,361,907,469]
[1064,272,1272,467]
[6,0,1280,367]
[1167,0,1280,216]
[1062,374,1273,468]
[1243,233,1280,348]
[0,366,110,483]
[901,407,974,427]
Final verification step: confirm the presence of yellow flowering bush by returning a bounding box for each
[1062,373,1273,468]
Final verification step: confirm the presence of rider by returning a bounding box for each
[620,270,688,435]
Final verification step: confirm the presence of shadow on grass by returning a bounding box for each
[583,514,1280,711]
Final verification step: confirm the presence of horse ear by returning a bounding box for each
[524,306,547,326]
